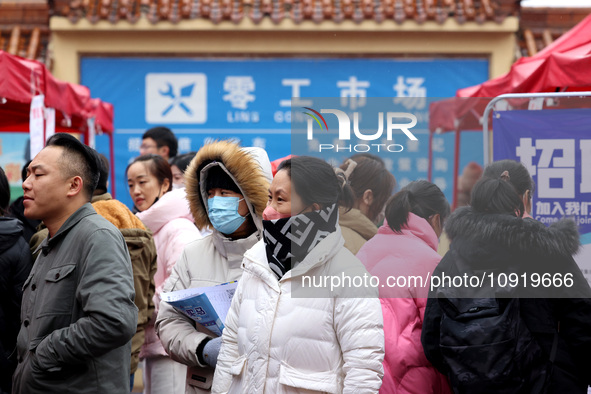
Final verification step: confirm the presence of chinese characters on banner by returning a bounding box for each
[81,58,488,208]
[493,108,591,283]
[29,95,45,158]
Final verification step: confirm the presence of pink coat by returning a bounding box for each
[357,213,452,394]
[136,188,203,358]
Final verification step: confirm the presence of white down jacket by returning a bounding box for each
[212,227,385,394]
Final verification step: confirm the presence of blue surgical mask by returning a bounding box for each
[208,196,248,235]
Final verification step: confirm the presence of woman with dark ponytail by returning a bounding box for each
[212,156,385,393]
[422,163,591,393]
[482,159,534,217]
[337,154,396,254]
[357,180,452,394]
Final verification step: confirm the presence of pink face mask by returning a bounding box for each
[263,205,291,221]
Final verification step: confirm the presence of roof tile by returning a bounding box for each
[50,0,517,24]
[518,7,590,57]
[0,1,50,63]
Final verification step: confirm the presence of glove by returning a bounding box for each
[197,337,222,368]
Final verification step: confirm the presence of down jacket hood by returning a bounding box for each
[445,206,580,258]
[0,217,24,254]
[137,188,194,234]
[185,141,272,233]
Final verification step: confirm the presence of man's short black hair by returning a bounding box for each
[96,153,110,193]
[46,133,100,200]
[21,160,33,182]
[0,166,10,215]
[170,152,197,173]
[143,126,178,158]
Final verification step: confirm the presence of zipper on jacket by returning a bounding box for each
[263,281,283,392]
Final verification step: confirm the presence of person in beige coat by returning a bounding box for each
[155,140,272,393]
[337,154,396,255]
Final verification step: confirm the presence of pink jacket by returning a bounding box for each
[357,213,452,394]
[137,188,203,358]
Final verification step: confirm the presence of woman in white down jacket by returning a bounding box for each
[212,156,385,394]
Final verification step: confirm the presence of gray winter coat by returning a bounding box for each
[12,203,138,394]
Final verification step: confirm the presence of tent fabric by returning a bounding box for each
[430,13,591,133]
[0,52,45,104]
[457,13,591,98]
[0,50,113,133]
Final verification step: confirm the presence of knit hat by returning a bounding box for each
[204,164,241,194]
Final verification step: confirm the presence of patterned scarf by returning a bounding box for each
[262,203,339,280]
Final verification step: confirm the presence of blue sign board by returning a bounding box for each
[81,57,488,207]
[494,108,591,233]
[493,108,591,282]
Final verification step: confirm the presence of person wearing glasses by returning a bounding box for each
[140,126,178,162]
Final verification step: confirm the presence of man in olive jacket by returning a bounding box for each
[29,154,157,386]
[12,134,137,393]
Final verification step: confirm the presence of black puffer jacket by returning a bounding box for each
[7,197,41,243]
[422,207,591,393]
[0,217,33,394]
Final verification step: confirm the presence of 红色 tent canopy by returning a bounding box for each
[430,12,591,133]
[0,50,116,195]
[0,50,114,133]
[428,13,591,208]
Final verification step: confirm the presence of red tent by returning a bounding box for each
[458,13,591,98]
[0,50,117,195]
[0,50,114,133]
[431,13,591,132]
[0,51,45,132]
[428,13,591,207]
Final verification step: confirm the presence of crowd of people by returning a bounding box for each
[1,127,590,394]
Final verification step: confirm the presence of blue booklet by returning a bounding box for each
[161,281,238,337]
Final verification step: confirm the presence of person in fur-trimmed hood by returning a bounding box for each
[155,140,273,394]
[422,172,591,393]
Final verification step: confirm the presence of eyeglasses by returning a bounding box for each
[140,144,158,151]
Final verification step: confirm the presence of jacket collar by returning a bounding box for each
[0,216,23,235]
[36,203,96,256]
[445,206,580,257]
[242,226,345,291]
[377,213,439,252]
[242,240,281,292]
[136,188,194,233]
[338,206,377,241]
[0,217,24,254]
[91,192,112,202]
[212,229,260,268]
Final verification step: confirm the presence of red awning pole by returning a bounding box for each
[452,127,461,210]
[109,133,116,198]
[428,130,434,182]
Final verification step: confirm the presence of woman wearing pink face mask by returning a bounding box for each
[212,156,385,394]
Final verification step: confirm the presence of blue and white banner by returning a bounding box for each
[81,57,488,207]
[493,108,591,282]
[0,133,30,201]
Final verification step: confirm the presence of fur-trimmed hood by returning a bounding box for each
[185,140,273,232]
[445,206,580,258]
